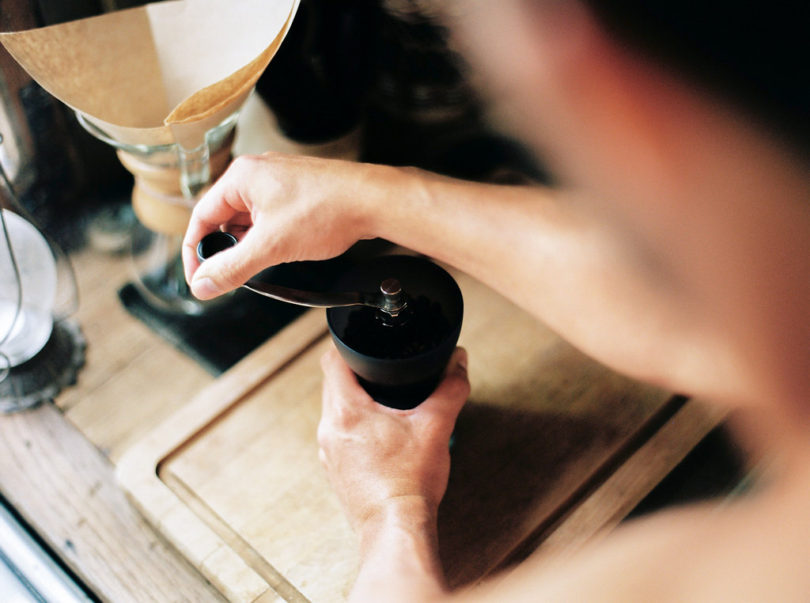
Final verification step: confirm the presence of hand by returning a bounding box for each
[317,347,470,532]
[181,152,390,300]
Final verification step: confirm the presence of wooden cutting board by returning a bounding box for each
[116,268,719,602]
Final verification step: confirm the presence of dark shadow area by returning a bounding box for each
[628,423,749,518]
[438,400,624,588]
[437,401,748,589]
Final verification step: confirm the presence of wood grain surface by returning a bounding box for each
[116,267,719,602]
[0,402,226,602]
[0,245,224,602]
[56,247,213,462]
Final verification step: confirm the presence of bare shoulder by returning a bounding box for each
[462,476,810,602]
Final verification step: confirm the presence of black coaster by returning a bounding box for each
[0,319,87,413]
[118,283,306,377]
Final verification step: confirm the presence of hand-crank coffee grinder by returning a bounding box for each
[198,232,463,409]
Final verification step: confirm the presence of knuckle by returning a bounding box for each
[227,154,264,179]
[320,349,335,371]
[231,153,262,168]
[316,420,334,450]
[316,422,327,446]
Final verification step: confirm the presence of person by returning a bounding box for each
[182,1,810,600]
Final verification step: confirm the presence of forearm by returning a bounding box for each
[367,168,577,318]
[350,497,448,603]
[362,168,561,359]
[364,166,696,390]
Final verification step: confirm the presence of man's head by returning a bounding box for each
[443,0,806,194]
[583,1,808,155]
[443,0,810,411]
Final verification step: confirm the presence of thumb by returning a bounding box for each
[419,347,470,419]
[190,228,273,299]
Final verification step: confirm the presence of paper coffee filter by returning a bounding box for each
[0,0,299,147]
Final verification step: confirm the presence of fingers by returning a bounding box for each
[182,162,252,286]
[320,346,470,422]
[318,347,373,458]
[320,347,372,420]
[182,156,287,299]
[320,346,358,392]
[187,224,280,299]
[182,152,369,300]
[182,155,274,294]
[420,347,470,419]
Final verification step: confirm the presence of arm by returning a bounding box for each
[320,337,810,603]
[368,169,695,390]
[182,154,719,398]
[185,154,810,601]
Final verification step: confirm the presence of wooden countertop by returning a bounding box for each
[0,240,724,602]
[0,98,724,602]
[0,246,224,601]
[0,95,373,601]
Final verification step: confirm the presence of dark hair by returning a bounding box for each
[583,1,809,156]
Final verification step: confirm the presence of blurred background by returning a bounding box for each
[0,0,545,255]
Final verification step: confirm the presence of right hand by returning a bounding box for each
[317,347,470,533]
[181,152,386,300]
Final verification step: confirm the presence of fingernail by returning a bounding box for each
[191,276,221,299]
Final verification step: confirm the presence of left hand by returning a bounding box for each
[317,347,470,532]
